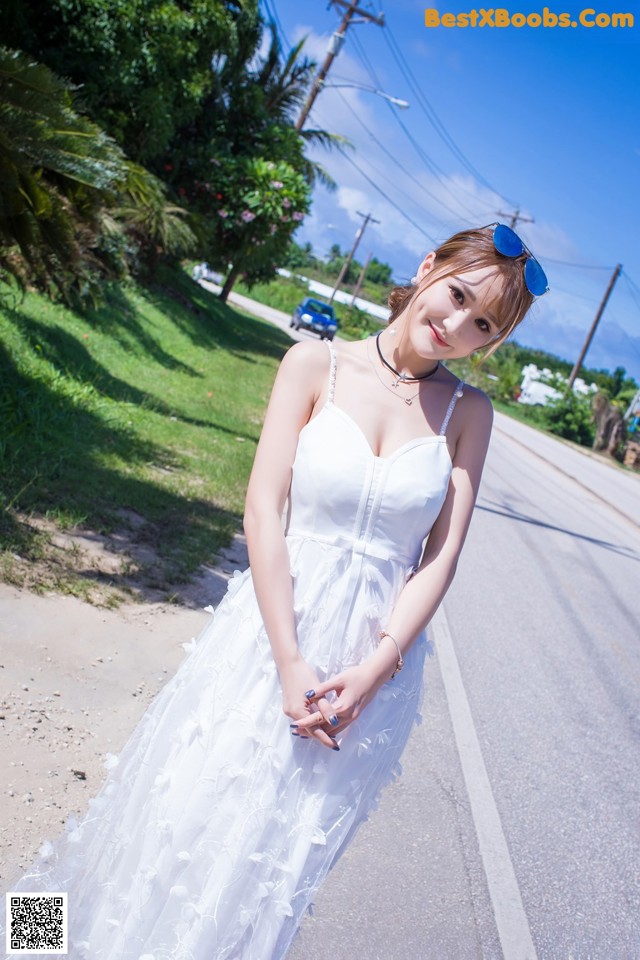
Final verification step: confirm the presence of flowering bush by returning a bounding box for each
[199,156,310,298]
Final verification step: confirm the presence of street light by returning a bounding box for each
[318,79,410,109]
[296,77,409,129]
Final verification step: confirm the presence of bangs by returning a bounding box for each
[387,225,535,357]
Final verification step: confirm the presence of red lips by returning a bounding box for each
[429,322,448,346]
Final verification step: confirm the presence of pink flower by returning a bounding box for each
[241,210,256,222]
[218,210,229,218]
[271,180,284,189]
[282,198,291,208]
[292,211,304,222]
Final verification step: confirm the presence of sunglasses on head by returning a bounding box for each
[487,223,549,296]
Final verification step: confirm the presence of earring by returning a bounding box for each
[388,327,397,337]
[410,276,419,286]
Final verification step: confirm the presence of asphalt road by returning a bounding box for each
[287,415,640,960]
[207,282,640,958]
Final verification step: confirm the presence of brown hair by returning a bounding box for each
[388,225,535,358]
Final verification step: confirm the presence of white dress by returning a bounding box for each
[5,345,463,960]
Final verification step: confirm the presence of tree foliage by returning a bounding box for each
[0,47,196,303]
[161,15,321,298]
[0,1,340,302]
[366,256,393,286]
[206,156,310,300]
[542,379,596,446]
[0,0,236,164]
[0,46,126,300]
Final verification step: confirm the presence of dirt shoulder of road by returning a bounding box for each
[0,534,248,885]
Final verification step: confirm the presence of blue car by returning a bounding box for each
[290,297,339,341]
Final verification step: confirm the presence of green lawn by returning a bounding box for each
[235,275,384,340]
[0,265,290,603]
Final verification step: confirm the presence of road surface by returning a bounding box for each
[206,280,640,958]
[287,413,640,960]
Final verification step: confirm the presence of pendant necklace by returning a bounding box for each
[368,336,437,406]
[375,332,439,389]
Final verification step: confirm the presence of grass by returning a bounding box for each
[0,264,291,603]
[281,263,392,307]
[235,275,384,341]
[2,267,630,604]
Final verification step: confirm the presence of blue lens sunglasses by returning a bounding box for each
[487,223,549,296]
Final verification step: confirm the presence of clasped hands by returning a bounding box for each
[279,654,383,751]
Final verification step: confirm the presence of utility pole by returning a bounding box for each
[329,212,380,304]
[351,251,372,305]
[497,207,534,230]
[295,1,385,131]
[567,263,622,389]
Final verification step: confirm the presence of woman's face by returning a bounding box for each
[406,259,506,360]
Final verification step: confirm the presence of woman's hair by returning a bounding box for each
[388,225,535,358]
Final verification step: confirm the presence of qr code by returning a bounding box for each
[6,893,68,954]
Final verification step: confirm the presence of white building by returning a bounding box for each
[518,363,597,406]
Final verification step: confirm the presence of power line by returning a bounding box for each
[295,0,384,130]
[550,285,603,304]
[329,210,380,303]
[622,272,640,317]
[261,0,290,50]
[544,257,616,270]
[568,263,622,388]
[334,144,440,245]
[348,31,494,220]
[328,89,477,226]
[382,22,515,205]
[622,270,640,304]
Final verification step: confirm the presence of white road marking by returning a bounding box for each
[432,606,538,960]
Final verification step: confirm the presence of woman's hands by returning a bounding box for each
[292,661,386,744]
[278,655,340,750]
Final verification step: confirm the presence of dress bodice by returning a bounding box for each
[285,343,462,570]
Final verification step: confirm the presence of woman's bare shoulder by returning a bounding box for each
[444,376,493,456]
[279,338,331,378]
[459,381,494,422]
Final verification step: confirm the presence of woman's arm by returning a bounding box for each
[367,388,494,679]
[243,340,338,748]
[301,388,494,734]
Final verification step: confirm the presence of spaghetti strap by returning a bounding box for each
[323,338,337,404]
[439,380,465,436]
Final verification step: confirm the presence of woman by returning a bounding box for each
[4,224,546,959]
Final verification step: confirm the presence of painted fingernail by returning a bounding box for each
[332,744,340,751]
[329,715,338,727]
[291,731,300,737]
[289,723,298,729]
[304,689,316,699]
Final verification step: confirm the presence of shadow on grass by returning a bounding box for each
[1,312,260,441]
[0,265,294,600]
[78,283,202,377]
[141,265,293,361]
[0,340,240,594]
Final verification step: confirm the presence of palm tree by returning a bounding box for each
[0,47,197,302]
[257,25,347,191]
[193,23,347,300]
[0,47,127,300]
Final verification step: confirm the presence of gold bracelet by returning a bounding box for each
[379,631,404,680]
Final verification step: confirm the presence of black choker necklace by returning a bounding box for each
[375,332,439,384]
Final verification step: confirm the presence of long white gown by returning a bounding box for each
[5,344,463,960]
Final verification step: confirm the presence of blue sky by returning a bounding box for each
[262,0,640,382]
